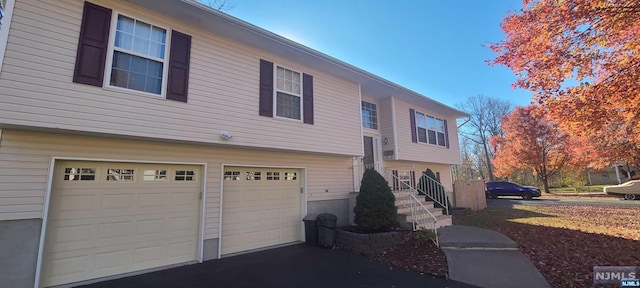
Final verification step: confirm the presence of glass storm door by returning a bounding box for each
[363,136,375,169]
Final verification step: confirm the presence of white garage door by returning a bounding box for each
[40,161,202,287]
[221,167,302,255]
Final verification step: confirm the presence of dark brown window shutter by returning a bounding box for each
[302,73,314,124]
[409,109,417,143]
[73,2,112,87]
[444,119,450,148]
[166,30,191,103]
[259,59,274,117]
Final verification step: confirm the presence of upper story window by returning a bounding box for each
[415,111,446,147]
[108,15,167,95]
[275,66,302,120]
[72,2,191,103]
[361,101,378,130]
[259,59,313,124]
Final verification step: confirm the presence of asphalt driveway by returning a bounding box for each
[78,244,477,288]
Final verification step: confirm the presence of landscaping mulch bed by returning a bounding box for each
[373,232,448,278]
[454,205,640,288]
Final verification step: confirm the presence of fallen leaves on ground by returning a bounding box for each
[455,205,640,288]
[541,193,617,199]
[373,232,448,278]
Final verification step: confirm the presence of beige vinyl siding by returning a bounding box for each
[393,97,461,165]
[0,130,353,240]
[384,161,453,192]
[0,0,362,156]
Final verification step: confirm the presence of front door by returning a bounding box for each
[363,136,374,169]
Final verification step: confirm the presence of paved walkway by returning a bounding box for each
[439,225,551,288]
[78,243,477,288]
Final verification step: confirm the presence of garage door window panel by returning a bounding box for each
[143,169,167,181]
[246,171,261,180]
[107,168,135,181]
[64,168,97,181]
[284,172,297,180]
[175,170,196,181]
[266,171,280,180]
[224,171,240,181]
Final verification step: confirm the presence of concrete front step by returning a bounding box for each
[394,196,434,209]
[397,206,442,217]
[393,191,441,204]
[397,213,451,230]
[392,189,452,231]
[392,190,418,198]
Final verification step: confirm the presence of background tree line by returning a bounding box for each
[457,0,640,192]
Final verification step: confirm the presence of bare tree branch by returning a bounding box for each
[456,95,512,181]
[199,0,236,12]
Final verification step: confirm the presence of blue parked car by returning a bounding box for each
[485,181,541,200]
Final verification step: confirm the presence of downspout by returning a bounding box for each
[450,117,470,200]
[457,116,471,129]
[390,97,398,161]
[354,83,364,192]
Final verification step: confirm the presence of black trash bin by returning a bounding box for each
[316,213,337,248]
[302,214,319,246]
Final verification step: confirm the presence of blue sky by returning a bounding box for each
[223,0,533,109]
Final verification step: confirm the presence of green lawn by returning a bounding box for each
[549,185,606,193]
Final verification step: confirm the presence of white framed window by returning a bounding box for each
[361,101,378,130]
[399,171,411,190]
[106,14,168,96]
[416,112,427,143]
[275,65,302,120]
[435,118,446,146]
[415,111,446,147]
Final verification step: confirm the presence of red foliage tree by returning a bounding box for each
[491,106,572,193]
[489,0,640,164]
